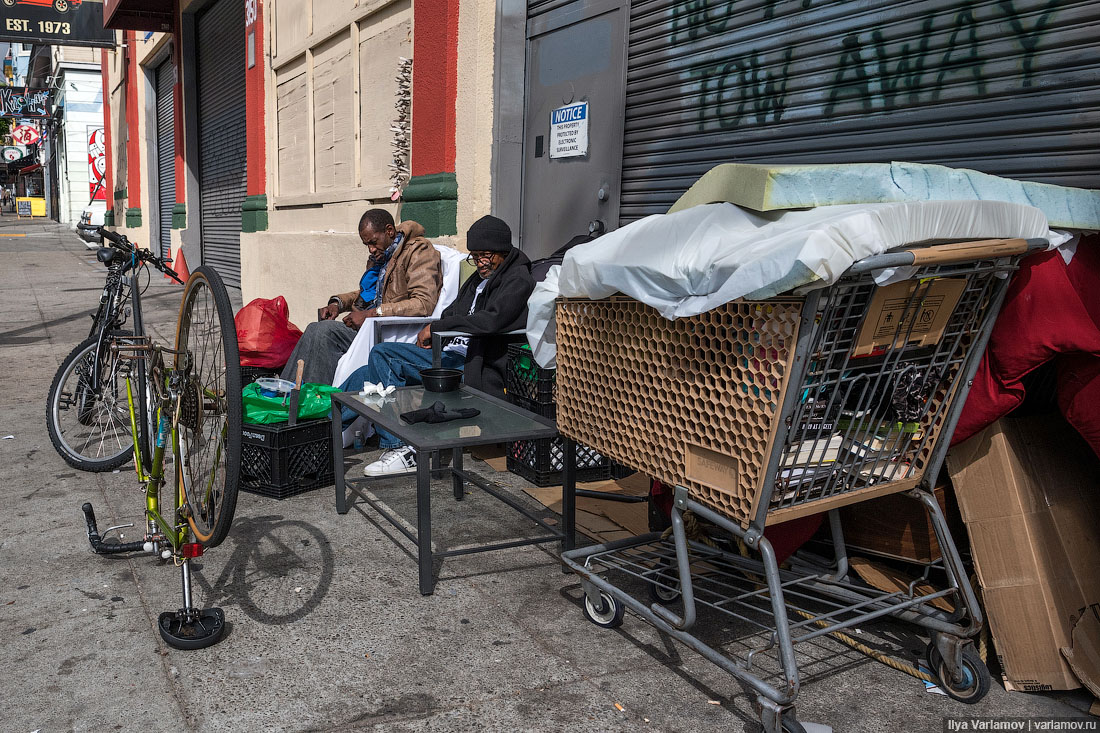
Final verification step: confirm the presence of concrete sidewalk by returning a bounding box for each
[0,213,1093,732]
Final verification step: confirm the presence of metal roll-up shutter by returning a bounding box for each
[154,59,174,261]
[197,0,246,287]
[621,0,1100,223]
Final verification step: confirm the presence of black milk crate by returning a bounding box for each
[506,344,556,418]
[507,435,611,487]
[240,417,334,499]
[241,364,283,385]
[610,461,637,480]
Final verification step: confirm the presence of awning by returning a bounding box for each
[103,0,173,32]
[19,163,41,175]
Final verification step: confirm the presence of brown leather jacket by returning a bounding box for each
[331,220,442,317]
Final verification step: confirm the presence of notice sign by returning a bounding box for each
[549,101,588,159]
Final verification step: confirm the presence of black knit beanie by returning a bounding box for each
[466,215,513,253]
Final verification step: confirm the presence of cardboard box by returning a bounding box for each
[840,481,964,563]
[854,277,966,356]
[946,414,1100,692]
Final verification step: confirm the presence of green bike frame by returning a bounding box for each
[125,375,187,553]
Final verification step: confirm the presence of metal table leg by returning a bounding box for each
[452,447,464,501]
[417,451,434,595]
[562,437,576,553]
[332,402,348,514]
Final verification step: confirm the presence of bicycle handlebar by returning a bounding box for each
[81,502,147,555]
[95,227,184,283]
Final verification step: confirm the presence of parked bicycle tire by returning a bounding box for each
[47,330,147,472]
[174,266,242,548]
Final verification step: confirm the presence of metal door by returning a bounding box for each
[196,0,246,288]
[520,0,626,260]
[154,59,174,261]
[620,0,1100,222]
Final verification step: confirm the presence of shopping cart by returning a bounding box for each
[557,238,1048,732]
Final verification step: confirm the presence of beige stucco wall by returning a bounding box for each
[242,0,421,321]
[107,33,171,253]
[454,0,497,237]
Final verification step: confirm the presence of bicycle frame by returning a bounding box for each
[121,345,188,555]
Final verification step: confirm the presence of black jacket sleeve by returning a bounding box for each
[432,269,534,337]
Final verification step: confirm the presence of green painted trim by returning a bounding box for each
[241,194,268,233]
[402,199,457,237]
[103,209,114,226]
[401,173,458,236]
[125,207,142,227]
[401,172,458,202]
[171,202,186,229]
[113,188,127,200]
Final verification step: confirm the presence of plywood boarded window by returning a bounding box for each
[276,57,309,196]
[271,0,413,200]
[313,31,354,191]
[359,2,412,189]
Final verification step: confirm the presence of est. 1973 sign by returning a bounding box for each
[0,0,115,48]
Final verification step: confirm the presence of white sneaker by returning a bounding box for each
[363,447,417,477]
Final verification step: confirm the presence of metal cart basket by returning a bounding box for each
[558,238,1047,732]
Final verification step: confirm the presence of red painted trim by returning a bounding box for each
[172,0,184,205]
[410,0,459,177]
[124,30,142,209]
[101,48,115,208]
[244,0,266,197]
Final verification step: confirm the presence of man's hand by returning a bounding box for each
[319,302,340,321]
[342,308,377,330]
[416,324,432,349]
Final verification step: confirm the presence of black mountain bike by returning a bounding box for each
[47,227,181,471]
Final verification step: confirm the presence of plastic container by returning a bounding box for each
[240,418,334,499]
[506,343,555,418]
[507,436,611,487]
[241,364,282,385]
[254,377,296,399]
[420,368,462,392]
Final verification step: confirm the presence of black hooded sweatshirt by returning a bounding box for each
[430,248,534,398]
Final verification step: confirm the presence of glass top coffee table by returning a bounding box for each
[330,385,578,595]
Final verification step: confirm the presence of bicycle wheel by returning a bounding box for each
[47,331,139,471]
[174,266,241,548]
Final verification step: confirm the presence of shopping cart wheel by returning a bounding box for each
[780,717,807,733]
[646,558,682,604]
[647,575,682,605]
[926,642,990,704]
[583,591,625,629]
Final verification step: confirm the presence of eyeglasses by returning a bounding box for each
[466,252,498,265]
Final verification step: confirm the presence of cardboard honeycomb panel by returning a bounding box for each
[556,296,802,525]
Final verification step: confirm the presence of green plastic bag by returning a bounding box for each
[242,382,342,425]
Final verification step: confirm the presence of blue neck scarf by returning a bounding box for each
[358,232,403,308]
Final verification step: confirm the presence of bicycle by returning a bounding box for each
[78,229,243,649]
[47,226,180,471]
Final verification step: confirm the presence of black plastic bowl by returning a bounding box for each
[420,368,463,393]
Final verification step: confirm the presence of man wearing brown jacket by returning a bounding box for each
[281,209,442,385]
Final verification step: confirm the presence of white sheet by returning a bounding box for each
[527,200,1066,368]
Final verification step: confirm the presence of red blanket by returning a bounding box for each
[952,236,1100,458]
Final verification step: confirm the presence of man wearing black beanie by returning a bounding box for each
[339,214,535,477]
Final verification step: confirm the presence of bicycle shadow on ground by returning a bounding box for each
[191,514,336,626]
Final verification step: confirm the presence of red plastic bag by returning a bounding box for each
[235,296,303,368]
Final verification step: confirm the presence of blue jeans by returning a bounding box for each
[338,341,465,449]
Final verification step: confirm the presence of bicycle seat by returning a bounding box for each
[96,247,119,264]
